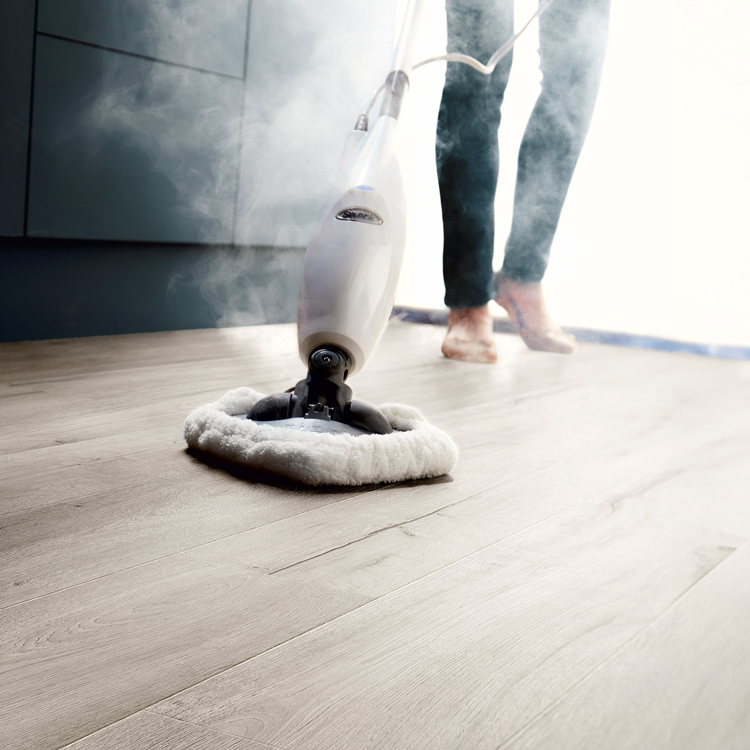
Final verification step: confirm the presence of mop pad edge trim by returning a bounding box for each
[184,387,458,486]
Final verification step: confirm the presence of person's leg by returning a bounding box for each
[501,0,611,283]
[438,0,513,362]
[496,0,611,353]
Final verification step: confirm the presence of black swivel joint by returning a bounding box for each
[290,346,353,423]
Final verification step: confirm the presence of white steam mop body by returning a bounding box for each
[299,113,406,377]
[276,116,406,438]
[183,0,459,482]
[184,0,556,483]
[254,1,425,440]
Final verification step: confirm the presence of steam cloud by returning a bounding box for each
[66,0,610,326]
[68,0,395,325]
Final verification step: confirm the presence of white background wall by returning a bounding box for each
[395,0,750,348]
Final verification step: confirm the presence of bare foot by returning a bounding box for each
[495,274,576,354]
[441,305,497,364]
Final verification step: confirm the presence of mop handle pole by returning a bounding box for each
[390,0,430,76]
[379,0,429,119]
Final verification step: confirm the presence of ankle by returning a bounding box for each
[448,305,491,324]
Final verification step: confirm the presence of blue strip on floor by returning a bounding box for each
[391,307,750,362]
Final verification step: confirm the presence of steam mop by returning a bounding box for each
[184,0,557,485]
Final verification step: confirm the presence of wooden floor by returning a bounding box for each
[1,320,749,750]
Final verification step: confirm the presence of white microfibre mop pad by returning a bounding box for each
[184,387,458,486]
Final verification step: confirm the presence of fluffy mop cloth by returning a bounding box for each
[184,387,458,486]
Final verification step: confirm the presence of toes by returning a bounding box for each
[520,329,576,355]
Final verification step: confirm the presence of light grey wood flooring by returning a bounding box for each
[1,320,748,750]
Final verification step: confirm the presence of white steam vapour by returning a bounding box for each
[69,0,612,330]
[232,0,397,248]
[168,246,304,328]
[82,63,241,243]
[71,0,397,325]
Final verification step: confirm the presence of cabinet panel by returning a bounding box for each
[27,35,242,243]
[0,0,36,236]
[37,0,249,78]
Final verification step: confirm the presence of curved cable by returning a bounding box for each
[364,82,387,119]
[363,0,557,118]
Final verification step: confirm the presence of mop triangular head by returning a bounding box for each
[184,387,458,486]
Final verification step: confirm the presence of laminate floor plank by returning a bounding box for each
[0,368,628,513]
[0,336,706,598]
[6,326,745,607]
[353,320,749,420]
[0,328,302,457]
[2,364,737,519]
[1,440,196,515]
[6,321,737,457]
[150,499,735,750]
[60,711,272,750]
[501,543,750,750]
[0,554,367,750]
[0,425,173,475]
[182,380,748,587]
[270,439,748,599]
[0,325,297,380]
[2,321,748,749]
[0,467,372,608]
[0,369,268,456]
